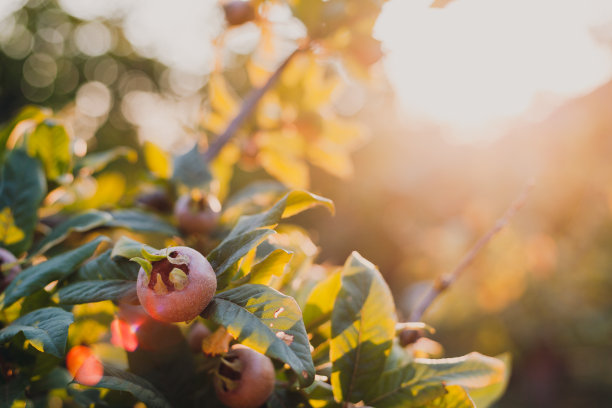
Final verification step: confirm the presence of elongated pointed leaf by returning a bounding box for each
[330,252,396,403]
[106,210,178,236]
[110,236,157,260]
[31,210,113,256]
[0,106,51,156]
[75,146,137,174]
[231,248,293,287]
[91,365,172,408]
[57,280,137,304]
[224,191,334,242]
[0,236,109,309]
[201,284,315,386]
[467,353,511,408]
[303,269,341,330]
[208,229,275,290]
[367,353,506,408]
[26,120,71,181]
[75,250,139,281]
[0,149,46,255]
[0,307,73,357]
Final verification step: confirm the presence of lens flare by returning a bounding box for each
[66,345,103,386]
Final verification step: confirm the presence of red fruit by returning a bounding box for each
[174,193,221,236]
[214,344,275,408]
[136,246,216,323]
[0,248,20,292]
[223,1,256,26]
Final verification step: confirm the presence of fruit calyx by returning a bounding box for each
[216,354,244,392]
[131,248,190,294]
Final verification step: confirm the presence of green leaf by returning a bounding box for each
[0,236,109,309]
[411,352,506,391]
[172,144,212,188]
[426,386,475,408]
[304,381,342,408]
[366,365,446,407]
[208,229,275,290]
[0,105,51,157]
[201,284,315,386]
[106,210,178,236]
[461,353,511,408]
[303,269,341,330]
[224,190,334,242]
[75,146,137,174]
[0,149,46,255]
[110,236,158,260]
[91,365,173,408]
[231,248,293,287]
[330,252,397,403]
[367,353,507,408]
[75,249,140,281]
[0,307,73,357]
[26,120,71,180]
[56,280,137,304]
[30,210,113,256]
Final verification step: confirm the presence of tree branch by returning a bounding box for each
[202,47,304,163]
[409,181,534,323]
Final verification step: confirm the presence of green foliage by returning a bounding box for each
[0,149,46,255]
[91,366,173,408]
[0,307,73,357]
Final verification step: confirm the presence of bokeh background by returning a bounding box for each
[2,0,612,406]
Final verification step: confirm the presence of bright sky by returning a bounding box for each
[375,0,612,143]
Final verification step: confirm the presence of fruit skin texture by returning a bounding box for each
[215,344,275,408]
[174,193,221,236]
[136,246,216,323]
[0,248,20,292]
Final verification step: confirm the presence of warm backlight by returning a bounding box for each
[66,345,104,386]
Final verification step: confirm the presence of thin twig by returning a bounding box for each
[409,181,534,323]
[202,47,305,162]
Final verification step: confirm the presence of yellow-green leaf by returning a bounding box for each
[144,141,171,179]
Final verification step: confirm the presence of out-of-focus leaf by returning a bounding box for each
[0,236,109,309]
[260,147,309,189]
[144,141,172,179]
[431,0,457,9]
[106,209,178,236]
[330,252,397,403]
[208,229,275,290]
[91,365,173,408]
[303,269,341,330]
[0,307,73,357]
[0,207,25,246]
[0,105,51,157]
[76,146,137,174]
[31,210,113,256]
[209,74,239,119]
[463,353,511,408]
[110,236,157,260]
[26,120,71,181]
[202,284,315,386]
[57,280,136,304]
[172,144,212,189]
[0,149,46,255]
[0,375,29,407]
[307,141,353,179]
[72,172,125,210]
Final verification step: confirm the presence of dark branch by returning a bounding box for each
[202,47,304,163]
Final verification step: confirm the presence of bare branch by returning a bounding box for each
[408,181,534,324]
[202,47,304,163]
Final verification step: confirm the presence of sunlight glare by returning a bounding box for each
[375,0,612,142]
